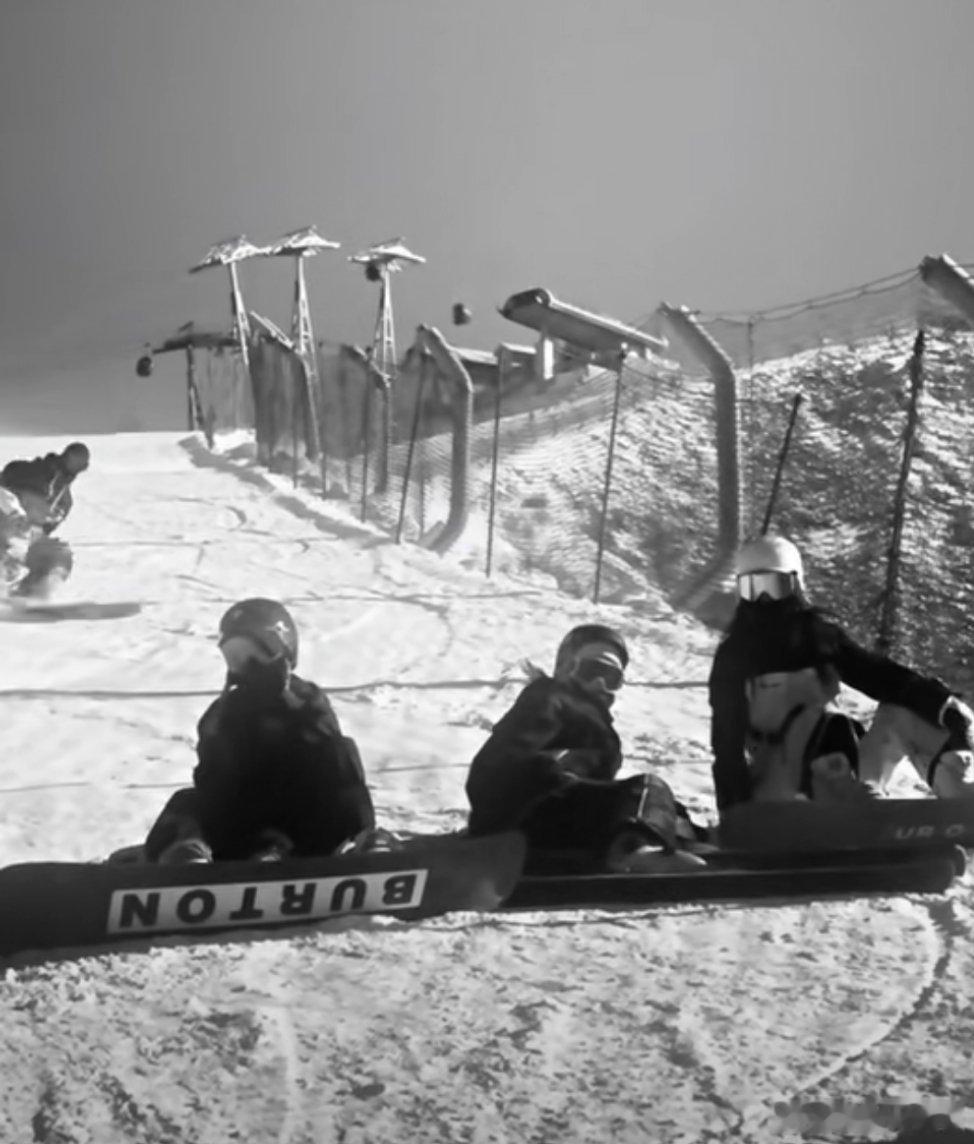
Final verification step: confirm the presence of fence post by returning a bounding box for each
[396,351,430,543]
[409,326,474,553]
[658,302,742,607]
[744,316,756,531]
[877,329,926,655]
[291,361,300,488]
[249,337,270,465]
[335,357,354,496]
[761,392,804,534]
[231,352,241,431]
[360,372,372,522]
[377,373,392,494]
[185,345,196,431]
[485,345,507,577]
[593,354,625,605]
[297,355,329,498]
[315,349,329,496]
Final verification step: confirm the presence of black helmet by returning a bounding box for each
[62,441,90,472]
[218,598,299,667]
[554,623,629,673]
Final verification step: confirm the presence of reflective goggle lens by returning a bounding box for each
[573,659,625,692]
[219,635,284,674]
[737,570,797,602]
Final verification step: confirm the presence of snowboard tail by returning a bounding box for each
[718,797,974,853]
[0,599,143,622]
[504,844,965,911]
[0,831,526,957]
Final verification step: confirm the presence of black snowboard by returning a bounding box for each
[0,600,143,622]
[0,831,526,957]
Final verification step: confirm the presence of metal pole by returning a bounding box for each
[418,442,427,534]
[317,348,329,497]
[593,356,625,604]
[336,360,353,494]
[301,354,328,499]
[877,329,926,654]
[230,353,238,429]
[761,391,804,534]
[291,359,299,489]
[185,346,194,430]
[745,316,756,531]
[395,355,429,543]
[485,348,506,577]
[360,367,372,523]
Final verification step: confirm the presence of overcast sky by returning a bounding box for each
[2,0,973,433]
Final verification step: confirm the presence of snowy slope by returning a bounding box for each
[0,431,972,1144]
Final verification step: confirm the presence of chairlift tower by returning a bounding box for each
[260,225,341,385]
[189,235,264,370]
[348,238,425,384]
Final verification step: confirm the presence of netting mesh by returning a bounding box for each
[458,355,719,603]
[192,263,974,687]
[692,271,974,684]
[310,350,457,533]
[198,348,252,432]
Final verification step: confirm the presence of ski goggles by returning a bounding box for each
[219,634,285,674]
[572,656,625,692]
[737,570,799,602]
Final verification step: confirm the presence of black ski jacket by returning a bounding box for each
[465,673,623,836]
[192,674,375,859]
[709,599,953,810]
[0,453,76,533]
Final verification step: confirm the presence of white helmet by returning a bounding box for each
[734,534,804,601]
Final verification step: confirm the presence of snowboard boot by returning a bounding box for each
[809,752,878,803]
[12,567,70,602]
[928,706,974,798]
[337,827,403,856]
[158,837,213,864]
[604,828,708,873]
[106,844,148,865]
[249,829,295,863]
[627,773,682,852]
[13,537,73,600]
[929,751,974,799]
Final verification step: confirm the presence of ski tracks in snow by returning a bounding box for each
[743,878,974,1140]
[3,433,974,1142]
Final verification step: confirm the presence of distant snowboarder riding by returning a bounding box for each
[709,533,974,807]
[140,598,378,864]
[0,440,89,600]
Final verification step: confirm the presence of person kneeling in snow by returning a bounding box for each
[142,598,376,864]
[465,623,708,873]
[709,534,974,810]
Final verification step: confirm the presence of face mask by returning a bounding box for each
[227,656,289,701]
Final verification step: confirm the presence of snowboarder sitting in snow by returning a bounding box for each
[142,598,376,864]
[0,441,88,597]
[709,533,974,809]
[465,623,708,874]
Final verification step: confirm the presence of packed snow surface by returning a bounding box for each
[0,431,971,1144]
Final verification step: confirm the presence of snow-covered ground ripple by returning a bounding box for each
[0,431,970,1144]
